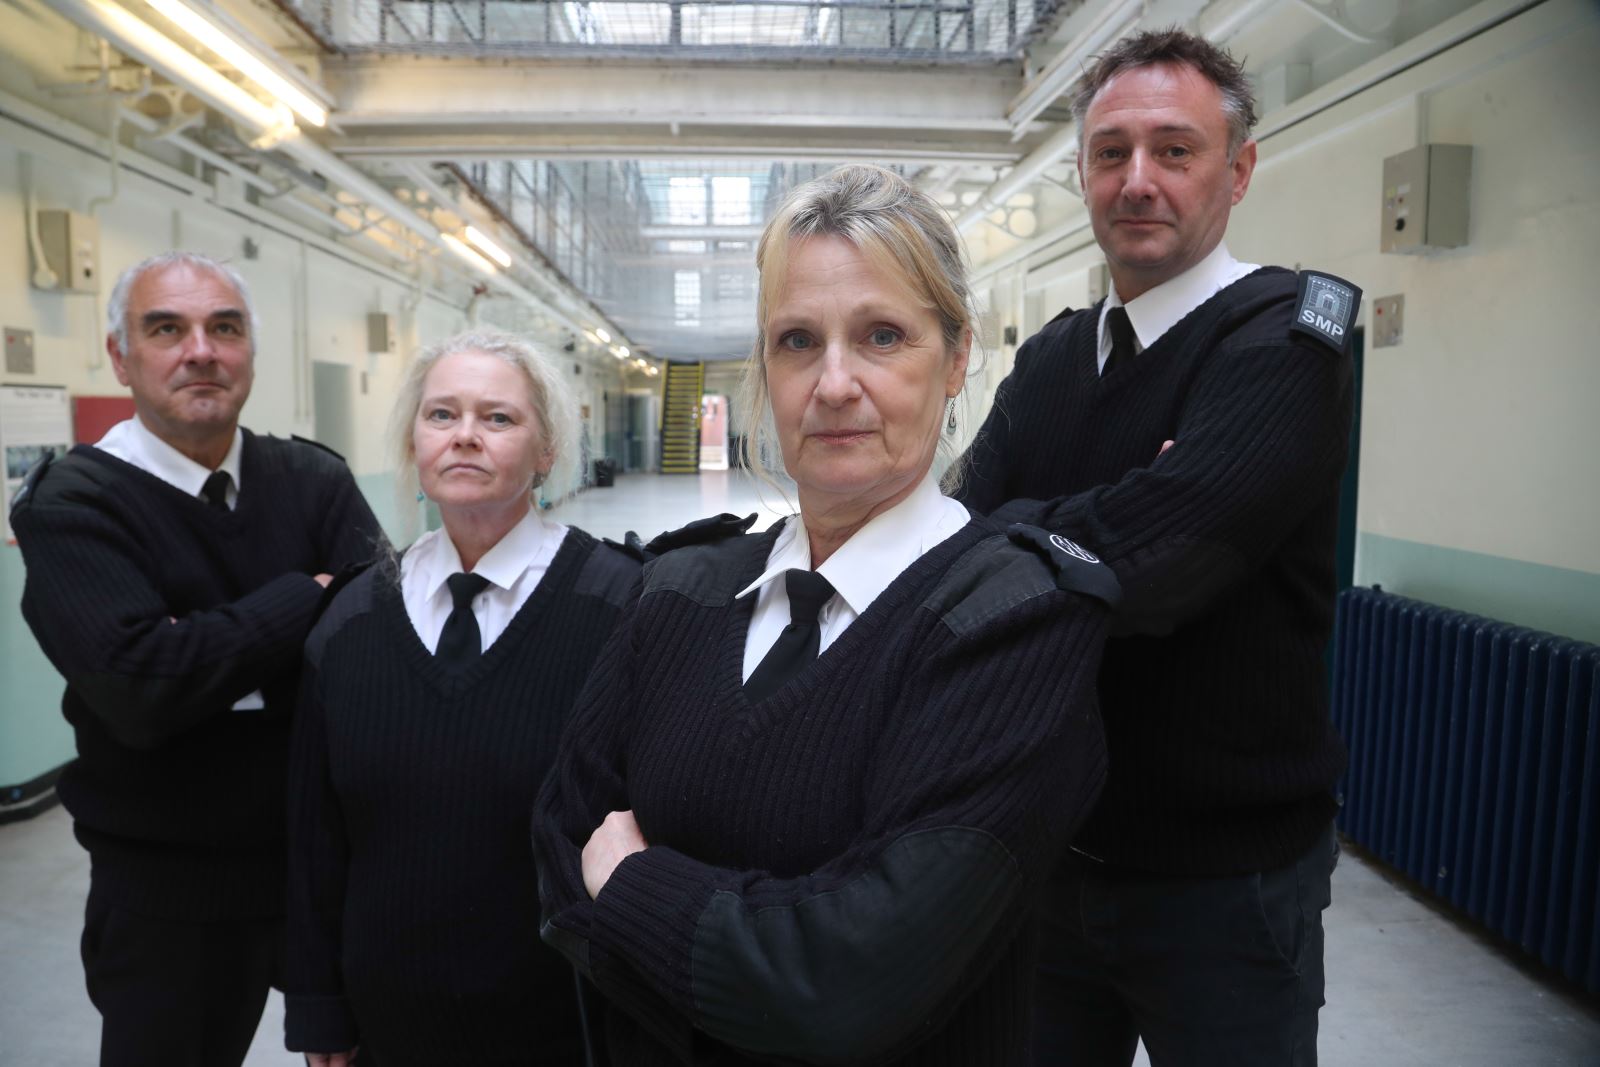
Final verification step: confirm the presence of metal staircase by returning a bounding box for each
[659,360,704,474]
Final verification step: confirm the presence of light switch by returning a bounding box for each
[1372,295,1404,348]
[5,327,35,373]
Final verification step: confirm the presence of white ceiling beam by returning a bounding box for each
[336,132,1026,166]
[323,57,1024,137]
[1006,0,1144,132]
[639,225,765,241]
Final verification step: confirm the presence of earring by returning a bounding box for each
[945,396,958,433]
[416,490,426,502]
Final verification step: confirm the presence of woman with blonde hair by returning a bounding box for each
[285,330,638,1065]
[534,165,1117,1063]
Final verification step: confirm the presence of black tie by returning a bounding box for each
[1103,306,1138,377]
[744,569,836,703]
[200,471,231,512]
[436,572,491,666]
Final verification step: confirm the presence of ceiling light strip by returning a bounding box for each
[143,0,327,126]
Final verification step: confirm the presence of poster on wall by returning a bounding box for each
[2,385,72,544]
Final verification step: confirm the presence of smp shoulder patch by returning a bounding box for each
[1291,271,1362,355]
[643,512,758,557]
[1006,524,1122,609]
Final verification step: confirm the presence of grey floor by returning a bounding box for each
[3,472,1597,1065]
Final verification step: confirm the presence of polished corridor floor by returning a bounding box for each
[2,472,1596,1065]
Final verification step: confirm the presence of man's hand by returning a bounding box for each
[582,809,648,900]
[306,1051,357,1066]
[313,573,334,588]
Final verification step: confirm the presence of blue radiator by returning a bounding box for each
[1330,587,1600,993]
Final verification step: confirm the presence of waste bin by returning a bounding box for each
[593,458,616,487]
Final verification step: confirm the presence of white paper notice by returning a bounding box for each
[2,385,72,543]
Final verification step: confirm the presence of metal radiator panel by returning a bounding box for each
[1331,588,1599,993]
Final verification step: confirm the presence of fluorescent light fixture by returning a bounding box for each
[144,0,328,127]
[584,329,602,345]
[441,232,499,276]
[596,328,611,343]
[74,0,280,132]
[612,348,627,360]
[464,226,512,268]
[615,345,630,358]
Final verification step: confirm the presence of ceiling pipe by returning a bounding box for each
[954,122,1080,233]
[1198,0,1286,40]
[1005,0,1144,132]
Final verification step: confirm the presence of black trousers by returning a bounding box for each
[81,878,285,1067]
[1034,824,1337,1067]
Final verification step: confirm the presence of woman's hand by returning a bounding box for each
[582,809,648,899]
[305,1051,357,1066]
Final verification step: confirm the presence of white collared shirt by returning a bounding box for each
[96,416,243,508]
[95,416,257,708]
[1096,243,1261,374]
[736,473,970,682]
[400,509,569,656]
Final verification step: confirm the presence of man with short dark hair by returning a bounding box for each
[958,29,1358,1066]
[11,252,383,1066]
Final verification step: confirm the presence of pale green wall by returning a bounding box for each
[1357,534,1600,646]
[0,549,71,789]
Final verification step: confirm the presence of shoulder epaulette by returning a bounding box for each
[317,558,377,615]
[643,512,758,557]
[578,534,644,607]
[1290,271,1362,356]
[290,434,350,464]
[1005,524,1122,609]
[601,531,649,563]
[9,452,55,514]
[305,562,383,666]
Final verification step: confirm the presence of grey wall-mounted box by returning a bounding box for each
[1381,144,1472,254]
[38,210,101,293]
[367,312,396,353]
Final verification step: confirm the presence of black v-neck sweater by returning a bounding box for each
[12,433,383,919]
[959,268,1353,876]
[535,519,1112,1064]
[285,527,639,1065]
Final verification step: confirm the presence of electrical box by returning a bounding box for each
[38,210,101,293]
[367,312,396,354]
[1381,145,1472,254]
